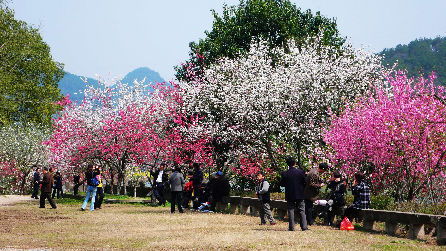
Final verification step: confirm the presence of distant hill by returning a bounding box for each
[121,67,165,85]
[58,67,166,102]
[380,37,446,85]
[57,72,99,102]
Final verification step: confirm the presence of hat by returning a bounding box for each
[215,171,223,176]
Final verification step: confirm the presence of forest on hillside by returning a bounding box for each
[381,37,446,85]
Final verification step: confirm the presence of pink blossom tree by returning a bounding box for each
[45,80,213,194]
[324,72,446,202]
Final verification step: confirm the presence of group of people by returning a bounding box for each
[33,157,371,231]
[31,166,64,200]
[257,157,370,231]
[151,163,230,214]
[32,166,58,209]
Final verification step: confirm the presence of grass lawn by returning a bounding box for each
[0,199,442,250]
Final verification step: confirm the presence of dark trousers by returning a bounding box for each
[259,202,275,224]
[287,199,308,231]
[32,183,39,198]
[40,192,57,208]
[304,199,314,225]
[344,206,361,221]
[52,187,63,199]
[326,205,344,226]
[170,191,183,213]
[95,187,104,209]
[154,183,165,205]
[73,183,81,195]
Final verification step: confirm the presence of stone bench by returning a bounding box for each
[217,196,446,245]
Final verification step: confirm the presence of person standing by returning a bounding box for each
[192,163,204,209]
[168,166,185,213]
[52,171,63,199]
[304,163,328,225]
[81,164,99,211]
[344,172,370,221]
[31,166,40,199]
[255,173,276,225]
[209,171,230,212]
[94,168,105,210]
[39,167,57,209]
[152,163,168,205]
[73,174,81,196]
[279,157,308,231]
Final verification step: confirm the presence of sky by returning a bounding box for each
[9,0,446,81]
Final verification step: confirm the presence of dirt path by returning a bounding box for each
[0,195,34,206]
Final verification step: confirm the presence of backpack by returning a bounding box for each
[90,176,100,186]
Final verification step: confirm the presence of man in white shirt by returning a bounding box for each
[152,163,167,205]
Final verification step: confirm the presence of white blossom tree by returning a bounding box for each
[0,123,50,194]
[181,36,387,170]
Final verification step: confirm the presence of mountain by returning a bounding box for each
[57,72,99,102]
[380,37,446,85]
[121,67,165,85]
[58,67,166,102]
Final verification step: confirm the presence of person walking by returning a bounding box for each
[279,157,308,231]
[81,164,99,211]
[168,166,185,213]
[52,171,63,199]
[94,168,105,210]
[31,166,40,199]
[255,173,276,225]
[304,163,328,225]
[39,167,57,209]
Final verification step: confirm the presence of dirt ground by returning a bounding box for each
[0,198,443,250]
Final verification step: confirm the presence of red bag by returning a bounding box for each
[340,217,355,230]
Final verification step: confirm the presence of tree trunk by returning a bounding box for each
[134,185,137,198]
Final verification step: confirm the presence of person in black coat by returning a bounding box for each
[52,171,63,199]
[31,166,40,199]
[151,163,168,205]
[209,171,230,211]
[279,157,308,231]
[192,163,204,208]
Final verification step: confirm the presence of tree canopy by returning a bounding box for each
[175,0,345,82]
[381,37,446,86]
[0,6,64,126]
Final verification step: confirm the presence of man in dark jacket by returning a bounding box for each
[39,167,57,209]
[152,163,168,205]
[192,163,203,208]
[73,174,81,196]
[209,171,230,212]
[168,166,185,213]
[326,171,346,226]
[31,166,40,199]
[304,163,328,225]
[279,157,308,231]
[52,171,63,199]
